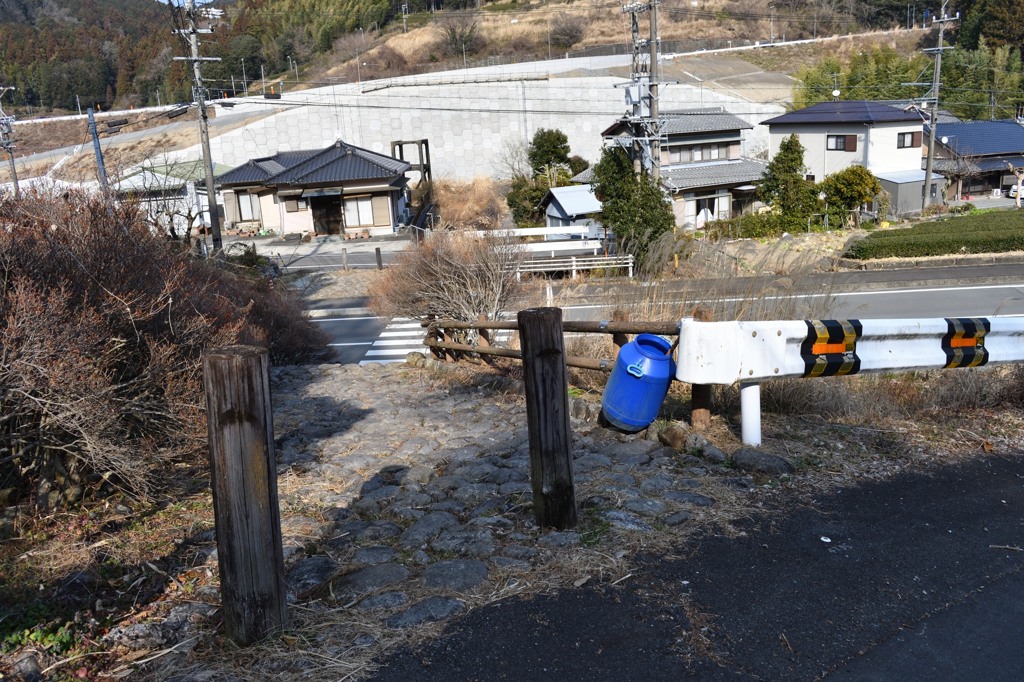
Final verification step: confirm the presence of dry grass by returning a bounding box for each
[432,177,509,230]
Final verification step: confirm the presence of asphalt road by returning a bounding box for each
[369,453,1024,681]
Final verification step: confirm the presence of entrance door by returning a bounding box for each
[309,195,342,235]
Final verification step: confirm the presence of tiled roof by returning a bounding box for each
[661,159,767,192]
[271,141,410,185]
[762,101,923,126]
[215,143,409,187]
[929,120,1024,157]
[603,107,751,137]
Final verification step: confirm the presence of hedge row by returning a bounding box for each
[868,210,1024,240]
[846,229,1024,259]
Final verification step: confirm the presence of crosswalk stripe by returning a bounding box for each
[358,319,515,365]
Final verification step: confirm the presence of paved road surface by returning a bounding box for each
[369,453,1024,681]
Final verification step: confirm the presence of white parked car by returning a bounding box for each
[1009,185,1021,199]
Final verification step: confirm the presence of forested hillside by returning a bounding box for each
[0,0,1021,117]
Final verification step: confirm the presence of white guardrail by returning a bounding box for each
[676,316,1024,446]
[515,254,634,280]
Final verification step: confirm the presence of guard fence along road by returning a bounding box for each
[676,316,1024,446]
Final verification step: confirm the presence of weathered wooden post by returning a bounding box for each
[611,308,630,358]
[375,247,383,270]
[690,305,714,429]
[202,346,288,646]
[518,307,577,530]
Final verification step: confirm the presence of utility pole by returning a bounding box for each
[0,87,19,198]
[620,1,662,180]
[86,108,108,191]
[401,4,408,33]
[921,0,957,213]
[174,0,224,251]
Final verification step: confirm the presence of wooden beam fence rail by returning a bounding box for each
[421,317,680,372]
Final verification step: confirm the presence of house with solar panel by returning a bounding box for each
[570,107,767,231]
[926,119,1024,200]
[761,101,937,217]
[214,141,412,238]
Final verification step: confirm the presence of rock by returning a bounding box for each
[537,531,580,548]
[658,423,690,450]
[601,510,654,532]
[10,652,41,681]
[430,527,496,557]
[664,511,694,526]
[356,591,409,611]
[333,563,410,597]
[624,498,666,516]
[359,520,403,541]
[701,445,728,464]
[684,433,710,452]
[398,512,458,549]
[421,559,489,591]
[288,555,338,594]
[352,545,400,566]
[731,448,796,476]
[663,491,716,507]
[386,596,465,629]
[640,472,676,492]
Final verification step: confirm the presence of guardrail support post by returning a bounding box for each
[627,256,634,279]
[690,306,714,429]
[342,248,349,271]
[739,381,761,446]
[518,307,577,530]
[571,256,577,278]
[202,345,288,645]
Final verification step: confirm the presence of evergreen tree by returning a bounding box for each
[758,134,816,227]
[592,146,675,267]
[527,128,571,172]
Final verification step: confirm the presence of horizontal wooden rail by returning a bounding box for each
[423,318,679,336]
[423,338,614,372]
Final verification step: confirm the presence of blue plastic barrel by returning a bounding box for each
[601,334,676,432]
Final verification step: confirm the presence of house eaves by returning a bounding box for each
[269,140,411,185]
[660,158,767,193]
[602,107,752,137]
[762,101,922,126]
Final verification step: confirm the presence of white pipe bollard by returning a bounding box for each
[546,283,553,306]
[739,382,761,446]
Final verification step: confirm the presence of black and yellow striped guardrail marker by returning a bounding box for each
[943,317,990,368]
[801,319,863,378]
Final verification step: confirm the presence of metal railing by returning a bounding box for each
[514,254,634,280]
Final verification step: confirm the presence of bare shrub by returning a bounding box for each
[433,15,485,57]
[433,178,508,230]
[0,190,327,504]
[550,13,585,49]
[368,232,525,322]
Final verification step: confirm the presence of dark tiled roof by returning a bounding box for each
[603,107,751,137]
[271,141,411,185]
[216,150,320,186]
[661,159,767,192]
[216,143,409,188]
[929,120,1024,157]
[762,101,923,126]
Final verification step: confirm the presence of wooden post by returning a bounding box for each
[342,248,349,271]
[476,314,491,349]
[690,305,714,430]
[202,346,288,646]
[518,307,577,530]
[375,247,383,270]
[611,308,630,359]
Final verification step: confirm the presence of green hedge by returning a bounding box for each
[846,229,1024,259]
[845,209,1024,259]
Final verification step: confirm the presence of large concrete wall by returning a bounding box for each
[172,57,786,181]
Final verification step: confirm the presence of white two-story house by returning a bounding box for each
[761,101,937,216]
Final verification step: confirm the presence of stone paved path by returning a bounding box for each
[214,358,760,677]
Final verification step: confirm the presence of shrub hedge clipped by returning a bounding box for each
[845,209,1024,259]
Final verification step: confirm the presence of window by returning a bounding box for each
[344,196,374,227]
[805,174,815,182]
[897,132,922,148]
[283,198,308,213]
[237,193,259,221]
[826,134,858,152]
